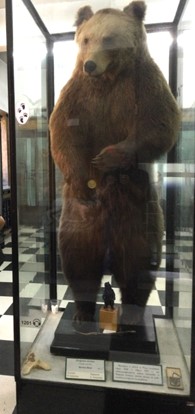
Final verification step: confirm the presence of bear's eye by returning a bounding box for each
[102,36,114,48]
[83,38,89,45]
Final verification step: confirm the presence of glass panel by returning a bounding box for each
[53,41,78,288]
[14,0,195,400]
[0,116,10,190]
[12,0,49,362]
[0,0,6,52]
[173,0,195,374]
[53,32,171,293]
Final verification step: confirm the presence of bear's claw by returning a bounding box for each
[92,145,130,171]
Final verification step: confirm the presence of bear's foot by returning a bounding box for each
[72,301,96,333]
[72,312,96,333]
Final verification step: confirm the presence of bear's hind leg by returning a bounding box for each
[59,242,104,328]
[111,238,155,326]
[58,201,105,330]
[119,270,155,326]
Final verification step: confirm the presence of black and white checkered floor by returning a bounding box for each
[0,226,192,413]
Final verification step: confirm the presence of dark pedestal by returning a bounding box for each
[50,303,160,364]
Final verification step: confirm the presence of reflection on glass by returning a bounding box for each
[11,0,195,399]
[173,0,195,374]
[13,0,49,362]
[0,116,10,189]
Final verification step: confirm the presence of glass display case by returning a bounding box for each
[6,0,195,412]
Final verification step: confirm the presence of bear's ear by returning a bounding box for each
[75,6,94,27]
[124,1,146,21]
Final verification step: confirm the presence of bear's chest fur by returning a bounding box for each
[63,73,137,156]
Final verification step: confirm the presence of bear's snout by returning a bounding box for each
[84,60,97,74]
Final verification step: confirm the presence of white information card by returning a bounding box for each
[113,362,162,385]
[66,358,106,381]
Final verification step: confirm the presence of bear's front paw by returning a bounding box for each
[92,145,130,172]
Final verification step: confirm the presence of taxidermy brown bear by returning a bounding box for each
[49,1,180,328]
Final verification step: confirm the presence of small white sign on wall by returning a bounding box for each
[15,101,29,125]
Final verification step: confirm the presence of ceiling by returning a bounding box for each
[30,0,182,33]
[0,0,187,52]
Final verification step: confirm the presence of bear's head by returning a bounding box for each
[75,1,147,78]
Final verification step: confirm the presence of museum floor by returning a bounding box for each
[0,231,16,414]
[0,226,192,413]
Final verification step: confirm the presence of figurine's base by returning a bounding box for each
[50,303,160,364]
[99,306,119,331]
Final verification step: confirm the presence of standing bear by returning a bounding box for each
[49,1,180,329]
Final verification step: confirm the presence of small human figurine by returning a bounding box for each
[103,282,115,310]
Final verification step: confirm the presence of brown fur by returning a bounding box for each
[49,1,180,326]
